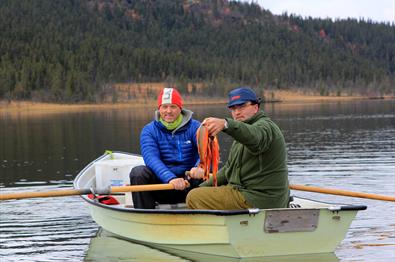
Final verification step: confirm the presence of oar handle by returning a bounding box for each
[290,184,395,202]
[111,184,174,193]
[0,184,175,201]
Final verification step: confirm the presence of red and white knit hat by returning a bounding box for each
[157,88,183,109]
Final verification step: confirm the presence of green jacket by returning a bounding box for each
[201,111,290,209]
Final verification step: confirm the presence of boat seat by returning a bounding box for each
[124,192,133,206]
[156,203,187,210]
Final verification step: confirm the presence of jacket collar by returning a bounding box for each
[154,108,194,133]
[244,110,265,124]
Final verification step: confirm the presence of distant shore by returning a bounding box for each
[1,90,393,116]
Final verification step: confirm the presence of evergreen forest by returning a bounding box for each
[0,0,394,102]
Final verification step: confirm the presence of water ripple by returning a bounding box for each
[0,187,98,262]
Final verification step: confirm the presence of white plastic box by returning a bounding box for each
[94,158,143,188]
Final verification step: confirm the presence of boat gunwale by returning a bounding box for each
[80,195,367,215]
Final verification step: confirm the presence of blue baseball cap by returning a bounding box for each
[228,87,261,108]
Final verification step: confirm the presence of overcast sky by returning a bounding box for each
[252,0,394,24]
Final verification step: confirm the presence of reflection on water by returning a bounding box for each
[0,109,153,187]
[1,99,394,261]
[85,229,186,262]
[85,229,339,262]
[0,186,97,262]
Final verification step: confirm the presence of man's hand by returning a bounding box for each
[188,167,205,179]
[202,117,227,136]
[169,178,189,190]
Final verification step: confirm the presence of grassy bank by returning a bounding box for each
[1,89,393,116]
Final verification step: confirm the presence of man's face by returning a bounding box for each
[159,104,181,123]
[229,102,259,121]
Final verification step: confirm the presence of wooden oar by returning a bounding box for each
[0,184,175,201]
[290,184,395,202]
[2,183,394,202]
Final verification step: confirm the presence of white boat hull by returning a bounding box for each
[74,152,366,258]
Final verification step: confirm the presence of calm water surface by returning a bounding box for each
[1,99,394,261]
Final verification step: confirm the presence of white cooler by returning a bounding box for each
[94,158,143,188]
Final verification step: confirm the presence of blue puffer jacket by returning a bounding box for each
[140,109,200,183]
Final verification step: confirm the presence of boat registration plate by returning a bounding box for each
[264,209,319,233]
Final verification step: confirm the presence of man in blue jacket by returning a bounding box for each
[130,87,201,209]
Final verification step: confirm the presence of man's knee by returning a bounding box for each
[186,188,204,209]
[130,165,152,184]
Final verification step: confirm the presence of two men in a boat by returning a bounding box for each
[187,87,290,209]
[131,86,290,210]
[129,87,201,209]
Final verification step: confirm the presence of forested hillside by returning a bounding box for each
[0,0,394,102]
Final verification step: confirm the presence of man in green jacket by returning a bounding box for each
[186,87,290,209]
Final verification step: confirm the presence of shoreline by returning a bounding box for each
[1,90,394,115]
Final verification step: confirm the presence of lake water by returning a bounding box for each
[0,99,394,261]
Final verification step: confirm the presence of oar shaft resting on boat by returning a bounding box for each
[290,184,395,202]
[0,184,175,201]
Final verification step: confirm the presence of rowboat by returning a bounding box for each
[74,151,367,259]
